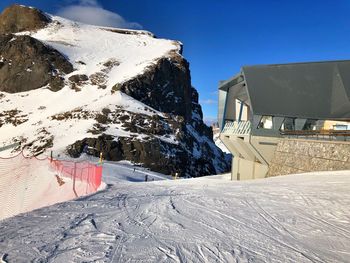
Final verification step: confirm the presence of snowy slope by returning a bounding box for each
[0,10,230,176]
[214,133,230,154]
[1,170,350,262]
[0,155,106,221]
[28,17,180,88]
[0,15,180,155]
[102,160,173,182]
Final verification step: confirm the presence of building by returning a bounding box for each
[218,60,350,180]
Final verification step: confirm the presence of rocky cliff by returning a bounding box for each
[0,34,73,93]
[0,5,230,177]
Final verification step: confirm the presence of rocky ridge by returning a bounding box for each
[0,4,230,177]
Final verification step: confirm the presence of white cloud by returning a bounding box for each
[199,99,217,105]
[79,0,98,5]
[56,0,142,29]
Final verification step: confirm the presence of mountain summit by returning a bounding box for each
[0,4,230,177]
[0,4,51,34]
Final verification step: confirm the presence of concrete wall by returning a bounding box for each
[220,133,278,180]
[268,139,350,176]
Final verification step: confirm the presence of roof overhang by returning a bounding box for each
[219,72,244,92]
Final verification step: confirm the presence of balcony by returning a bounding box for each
[221,121,251,136]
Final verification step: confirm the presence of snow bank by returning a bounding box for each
[0,152,103,221]
[214,133,230,154]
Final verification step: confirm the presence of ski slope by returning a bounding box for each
[102,161,173,183]
[1,170,350,262]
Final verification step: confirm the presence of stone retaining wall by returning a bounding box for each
[268,139,350,176]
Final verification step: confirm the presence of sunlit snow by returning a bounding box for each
[1,168,350,262]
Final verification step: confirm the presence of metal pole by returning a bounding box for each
[73,162,78,197]
[99,152,103,164]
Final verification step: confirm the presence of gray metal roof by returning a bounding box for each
[240,60,350,120]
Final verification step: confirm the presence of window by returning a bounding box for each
[303,119,317,131]
[258,116,273,129]
[280,118,295,131]
[235,99,249,121]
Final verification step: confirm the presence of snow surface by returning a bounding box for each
[0,15,181,154]
[214,133,230,154]
[1,169,350,262]
[102,160,172,183]
[0,158,81,221]
[0,153,169,221]
[28,16,179,87]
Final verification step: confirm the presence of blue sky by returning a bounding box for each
[1,0,350,124]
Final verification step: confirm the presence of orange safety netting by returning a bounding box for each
[0,151,103,220]
[50,159,102,196]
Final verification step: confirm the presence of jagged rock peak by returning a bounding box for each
[0,4,51,34]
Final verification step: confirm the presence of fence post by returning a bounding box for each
[73,162,78,197]
[99,152,103,164]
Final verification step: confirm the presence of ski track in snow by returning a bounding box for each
[1,170,350,262]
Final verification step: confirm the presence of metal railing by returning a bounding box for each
[280,129,350,141]
[221,121,251,135]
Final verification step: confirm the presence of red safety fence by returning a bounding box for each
[0,151,103,220]
[50,159,102,196]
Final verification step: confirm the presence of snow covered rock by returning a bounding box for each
[0,4,230,177]
[0,34,73,93]
[112,54,192,120]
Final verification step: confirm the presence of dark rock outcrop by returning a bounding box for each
[0,34,73,93]
[0,5,73,93]
[69,54,230,177]
[69,74,89,83]
[68,132,225,177]
[0,4,50,34]
[112,54,192,121]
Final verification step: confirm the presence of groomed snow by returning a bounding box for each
[1,170,350,262]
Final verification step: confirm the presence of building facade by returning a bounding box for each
[218,60,350,180]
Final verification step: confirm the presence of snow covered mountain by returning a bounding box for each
[0,5,229,177]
